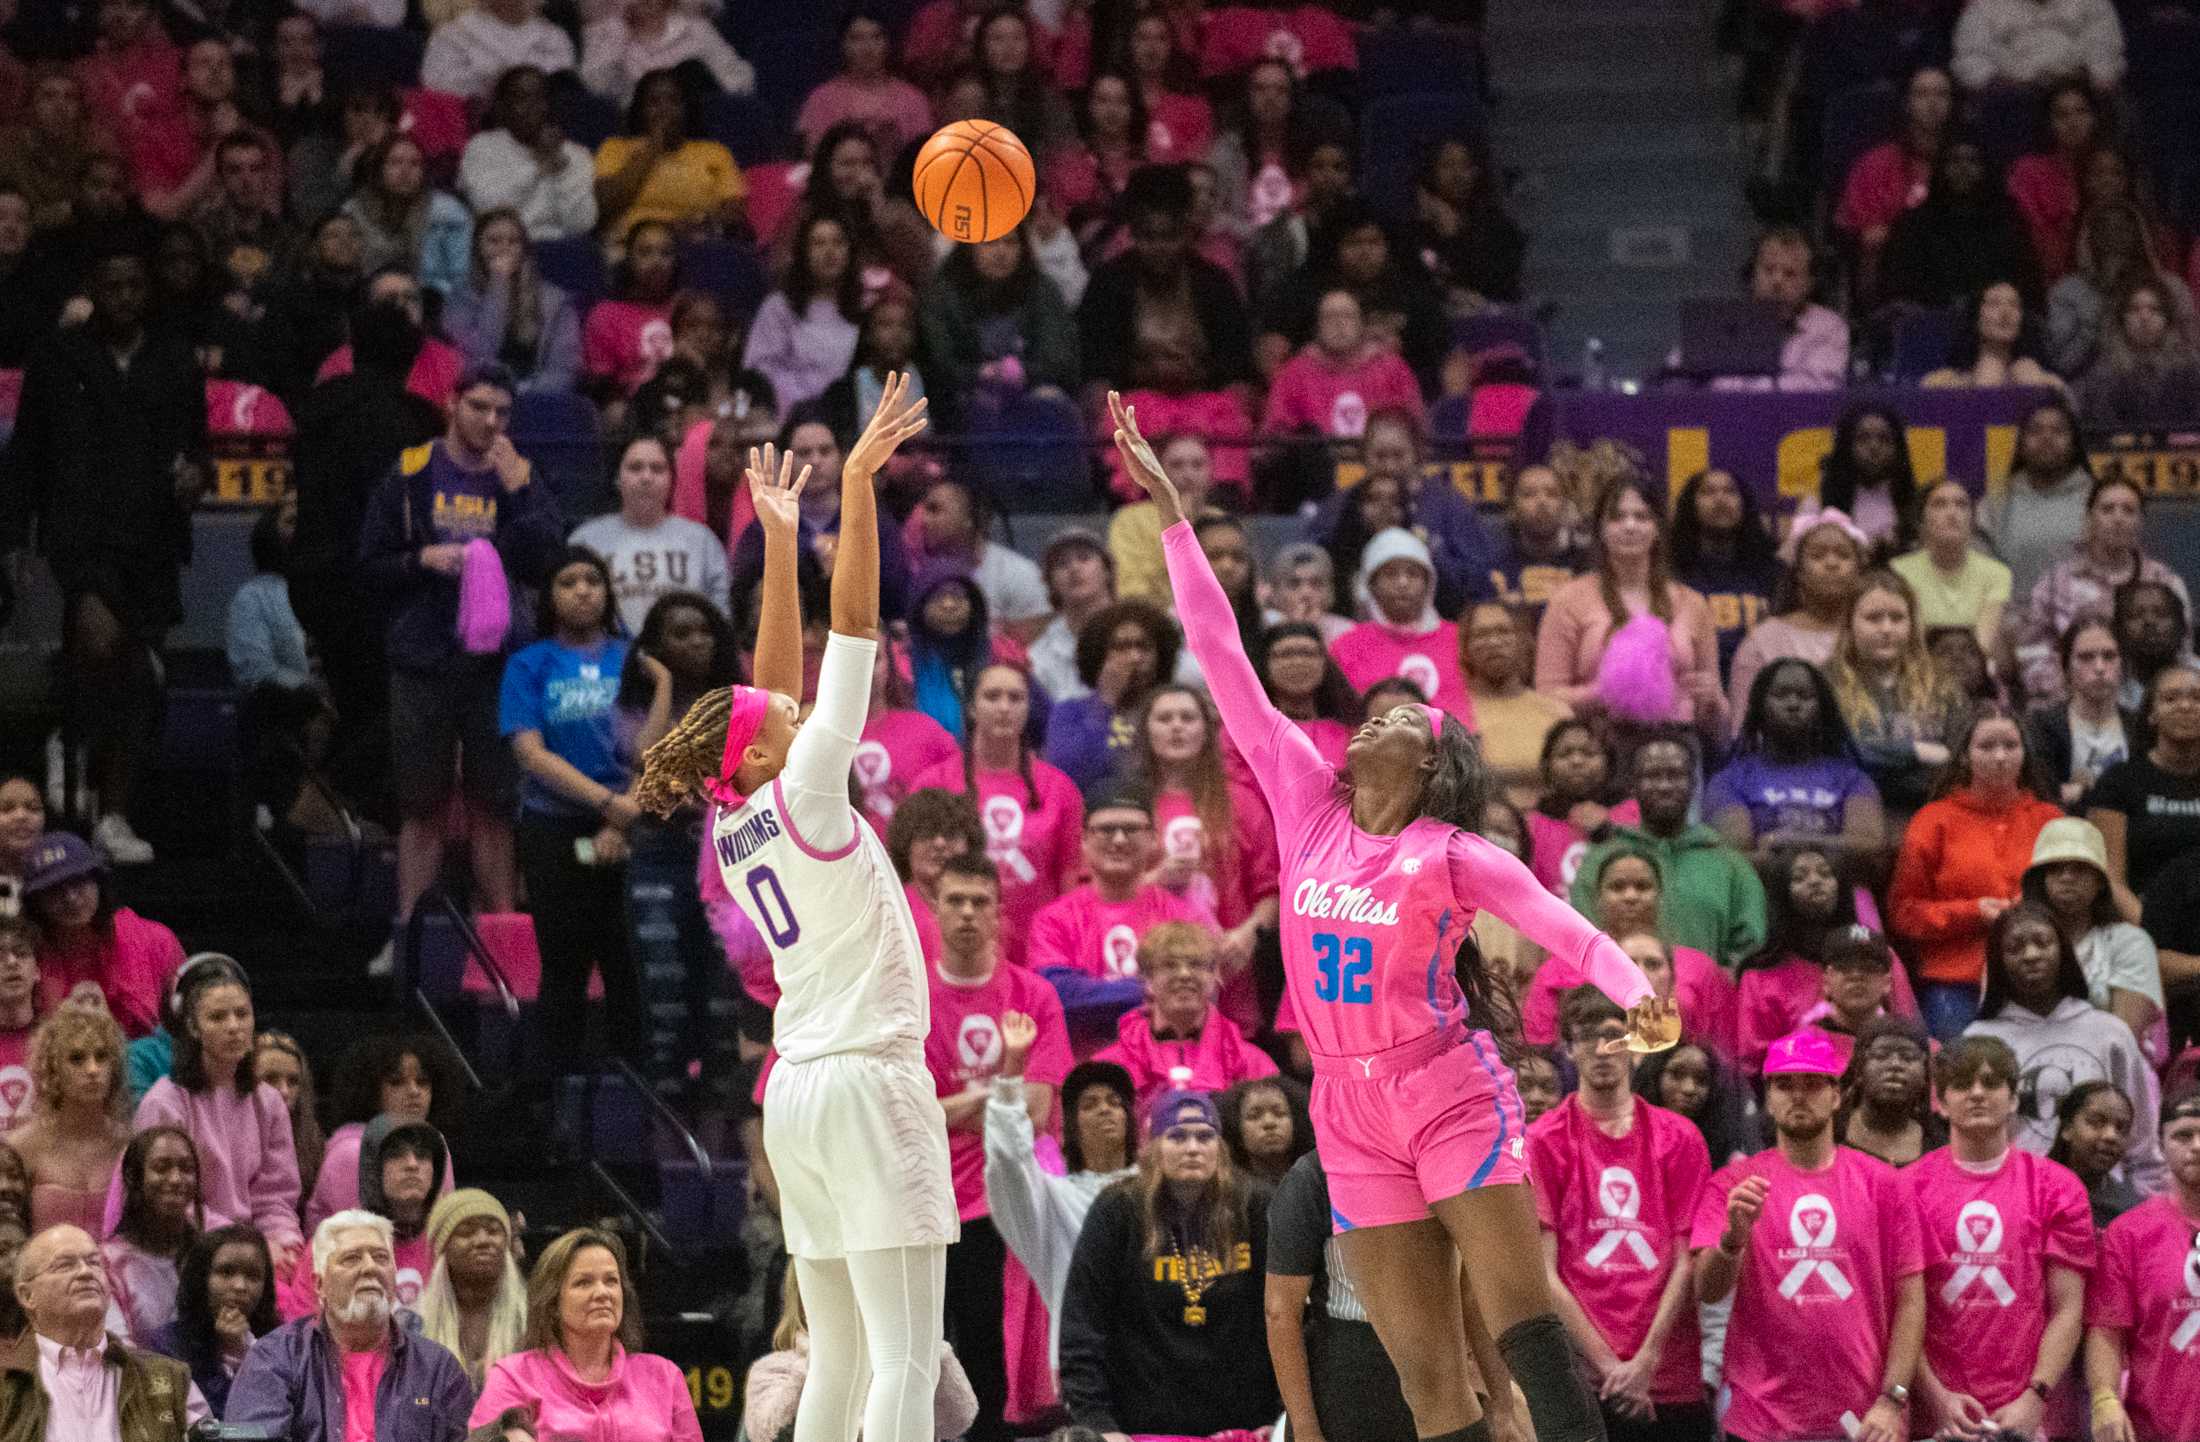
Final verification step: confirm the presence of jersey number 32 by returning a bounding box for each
[1312,932,1373,1005]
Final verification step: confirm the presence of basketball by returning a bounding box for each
[912,119,1035,244]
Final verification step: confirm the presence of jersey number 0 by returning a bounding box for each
[747,865,802,947]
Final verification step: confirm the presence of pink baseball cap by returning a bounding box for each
[1762,1029,1845,1079]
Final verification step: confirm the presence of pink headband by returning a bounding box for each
[704,686,774,807]
[1778,505,1871,565]
[1422,704,1444,739]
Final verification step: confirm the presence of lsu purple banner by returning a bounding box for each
[1539,386,2057,512]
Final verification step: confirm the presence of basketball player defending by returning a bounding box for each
[635,374,945,1442]
[1112,392,1681,1442]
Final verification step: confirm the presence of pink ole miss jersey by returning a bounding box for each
[1529,1096,1710,1403]
[2086,1194,2200,1442]
[1907,1147,2094,1419]
[1162,523,1650,1063]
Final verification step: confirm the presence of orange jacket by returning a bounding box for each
[1889,787,2065,986]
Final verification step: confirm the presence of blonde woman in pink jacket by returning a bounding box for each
[470,1228,702,1441]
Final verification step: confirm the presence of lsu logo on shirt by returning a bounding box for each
[955,1013,1002,1078]
[1774,1193,1854,1302]
[1101,925,1141,978]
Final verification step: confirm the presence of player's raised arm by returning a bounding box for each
[833,371,928,640]
[748,444,810,700]
[1115,392,1327,815]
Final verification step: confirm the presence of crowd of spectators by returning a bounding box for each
[0,0,2196,1438]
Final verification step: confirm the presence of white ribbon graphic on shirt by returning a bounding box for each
[1583,1166,1659,1269]
[1941,1200,2016,1306]
[2172,1237,2200,1352]
[982,795,1038,884]
[1778,1193,1855,1300]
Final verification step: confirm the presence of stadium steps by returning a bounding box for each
[1486,0,1754,380]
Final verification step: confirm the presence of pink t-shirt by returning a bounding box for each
[855,709,963,833]
[1329,619,1473,724]
[1523,943,1735,1060]
[1737,954,1921,1074]
[1145,93,1214,164]
[2086,1194,2200,1442]
[910,754,1085,961]
[904,881,945,964]
[582,298,676,392]
[1833,140,1929,239]
[341,1346,388,1442]
[315,338,464,412]
[1690,1147,1926,1442]
[1154,786,1280,936]
[1908,1146,2093,1420]
[1523,801,1641,896]
[925,960,1072,1220]
[1094,1005,1278,1109]
[1261,348,1427,440]
[1024,883,1212,983]
[1164,523,1649,1063]
[1198,4,1357,77]
[0,1026,33,1133]
[1529,1096,1710,1403]
[1224,719,1350,788]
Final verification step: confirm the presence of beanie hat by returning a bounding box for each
[425,1187,511,1257]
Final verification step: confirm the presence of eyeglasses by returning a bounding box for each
[1087,822,1150,839]
[37,1252,102,1281]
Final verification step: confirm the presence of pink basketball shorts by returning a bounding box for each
[1309,1024,1530,1232]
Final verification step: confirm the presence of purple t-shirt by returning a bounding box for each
[1703,753,1878,841]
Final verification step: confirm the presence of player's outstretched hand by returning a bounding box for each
[747,443,810,537]
[846,370,929,481]
[1604,995,1681,1054]
[1107,390,1184,526]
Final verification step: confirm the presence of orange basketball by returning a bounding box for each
[912,120,1035,244]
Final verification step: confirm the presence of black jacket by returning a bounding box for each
[1059,1181,1278,1436]
[1077,253,1254,391]
[2023,701,2141,798]
[2,321,208,629]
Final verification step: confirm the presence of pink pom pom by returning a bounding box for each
[454,538,511,655]
[1596,613,1678,722]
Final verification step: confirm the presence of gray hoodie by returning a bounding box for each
[1965,996,2165,1193]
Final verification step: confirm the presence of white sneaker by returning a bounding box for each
[93,814,154,865]
[365,941,394,979]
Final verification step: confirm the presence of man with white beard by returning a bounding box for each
[228,1209,473,1441]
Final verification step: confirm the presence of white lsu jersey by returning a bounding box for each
[712,633,929,1063]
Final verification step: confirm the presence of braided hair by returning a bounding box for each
[636,686,739,817]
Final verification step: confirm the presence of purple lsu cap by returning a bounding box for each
[1147,1089,1220,1139]
[1762,1029,1845,1079]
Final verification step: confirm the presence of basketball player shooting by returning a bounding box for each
[1109,390,1681,1442]
[634,373,949,1442]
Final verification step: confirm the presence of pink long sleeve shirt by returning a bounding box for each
[1162,521,1651,1063]
[132,1078,302,1247]
[472,1345,703,1442]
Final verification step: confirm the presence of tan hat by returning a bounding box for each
[2025,816,2109,880]
[425,1188,511,1257]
